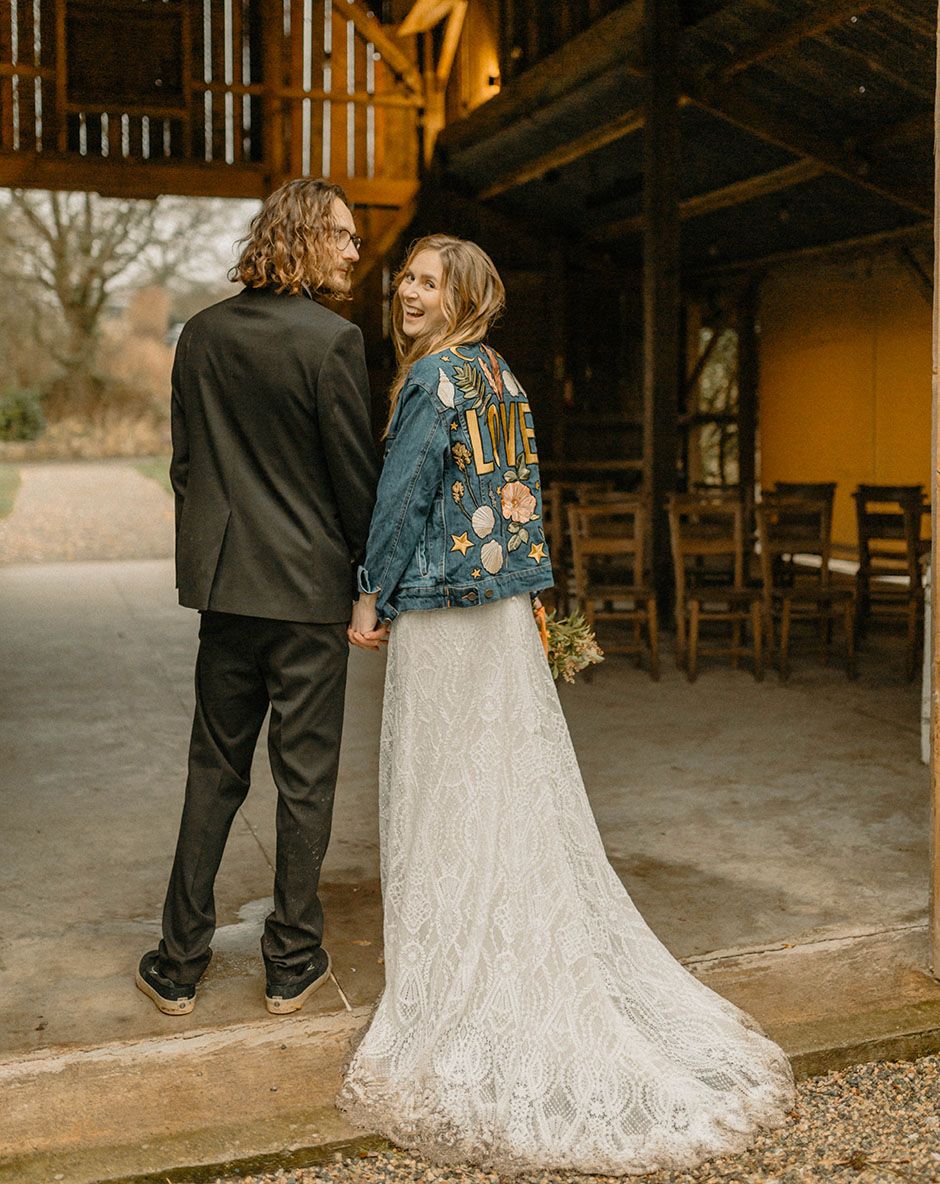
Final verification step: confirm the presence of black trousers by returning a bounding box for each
[157,610,349,985]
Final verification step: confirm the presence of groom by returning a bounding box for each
[136,178,379,1017]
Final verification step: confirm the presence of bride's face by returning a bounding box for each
[398,249,446,339]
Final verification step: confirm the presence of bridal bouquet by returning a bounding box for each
[533,599,604,683]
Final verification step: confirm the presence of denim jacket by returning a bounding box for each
[358,342,554,620]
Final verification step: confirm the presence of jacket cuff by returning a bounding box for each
[357,565,379,596]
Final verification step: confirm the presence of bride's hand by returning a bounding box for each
[348,621,390,650]
[348,593,388,650]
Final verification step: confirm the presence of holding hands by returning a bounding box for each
[348,592,390,650]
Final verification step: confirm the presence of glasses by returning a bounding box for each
[333,228,363,251]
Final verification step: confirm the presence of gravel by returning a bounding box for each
[193,1054,940,1184]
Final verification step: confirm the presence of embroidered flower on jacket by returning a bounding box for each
[481,539,504,574]
[452,480,465,504]
[452,442,472,471]
[471,505,495,538]
[500,480,537,524]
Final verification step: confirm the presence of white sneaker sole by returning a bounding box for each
[135,969,196,1015]
[265,953,332,1015]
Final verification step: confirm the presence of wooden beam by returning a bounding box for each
[867,107,934,150]
[0,154,419,204]
[684,158,826,219]
[686,80,933,216]
[54,0,67,153]
[352,197,418,287]
[643,0,682,609]
[262,0,285,184]
[897,245,933,304]
[736,279,759,521]
[929,0,940,981]
[478,105,648,200]
[593,158,826,240]
[435,0,468,90]
[691,219,932,277]
[718,0,880,81]
[818,33,934,104]
[877,5,936,42]
[331,0,423,95]
[398,0,454,38]
[437,0,644,155]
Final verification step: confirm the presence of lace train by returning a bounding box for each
[338,594,794,1175]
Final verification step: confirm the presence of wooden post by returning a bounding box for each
[929,0,940,977]
[737,278,760,525]
[261,0,285,190]
[642,0,681,608]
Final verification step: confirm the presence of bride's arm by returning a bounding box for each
[356,377,448,618]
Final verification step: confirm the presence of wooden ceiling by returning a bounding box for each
[437,0,936,274]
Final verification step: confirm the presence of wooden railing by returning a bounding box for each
[0,0,421,204]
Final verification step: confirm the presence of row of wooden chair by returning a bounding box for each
[542,481,928,682]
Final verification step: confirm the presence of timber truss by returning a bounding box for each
[439,0,935,275]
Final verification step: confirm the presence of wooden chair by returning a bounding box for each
[667,493,763,682]
[567,499,659,680]
[853,484,928,679]
[773,481,837,508]
[545,480,615,614]
[755,494,856,681]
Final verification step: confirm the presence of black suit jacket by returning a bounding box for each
[170,286,379,623]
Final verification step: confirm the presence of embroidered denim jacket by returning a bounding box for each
[358,342,554,621]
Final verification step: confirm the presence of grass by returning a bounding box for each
[135,455,173,497]
[0,464,21,519]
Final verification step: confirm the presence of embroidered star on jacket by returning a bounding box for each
[450,532,473,556]
[471,568,481,578]
[528,541,546,564]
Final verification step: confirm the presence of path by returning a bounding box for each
[0,460,174,563]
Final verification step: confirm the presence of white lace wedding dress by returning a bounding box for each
[338,594,794,1175]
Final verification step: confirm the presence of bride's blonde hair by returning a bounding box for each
[385,235,505,435]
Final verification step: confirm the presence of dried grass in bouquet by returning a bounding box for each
[533,598,604,683]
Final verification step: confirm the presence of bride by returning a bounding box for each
[342,234,794,1175]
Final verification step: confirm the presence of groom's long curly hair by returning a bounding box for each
[232,178,350,297]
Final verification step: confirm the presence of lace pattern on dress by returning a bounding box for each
[338,594,794,1175]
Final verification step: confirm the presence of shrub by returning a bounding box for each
[0,387,46,441]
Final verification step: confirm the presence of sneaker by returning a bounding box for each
[265,948,331,1015]
[135,950,196,1016]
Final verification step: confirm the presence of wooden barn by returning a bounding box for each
[1,1,938,962]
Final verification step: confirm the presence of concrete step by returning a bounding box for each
[0,1008,369,1184]
[4,926,940,1184]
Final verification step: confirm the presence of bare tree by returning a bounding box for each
[0,190,245,402]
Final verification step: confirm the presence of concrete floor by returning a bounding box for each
[0,557,930,1053]
[0,557,935,1181]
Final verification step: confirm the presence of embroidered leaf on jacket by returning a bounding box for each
[453,361,490,410]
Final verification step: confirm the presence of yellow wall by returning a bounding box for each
[759,251,932,549]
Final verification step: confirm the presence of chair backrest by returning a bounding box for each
[549,479,615,503]
[755,494,833,591]
[667,493,747,594]
[567,499,648,587]
[773,481,837,510]
[541,483,564,571]
[853,484,925,583]
[576,488,640,505]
